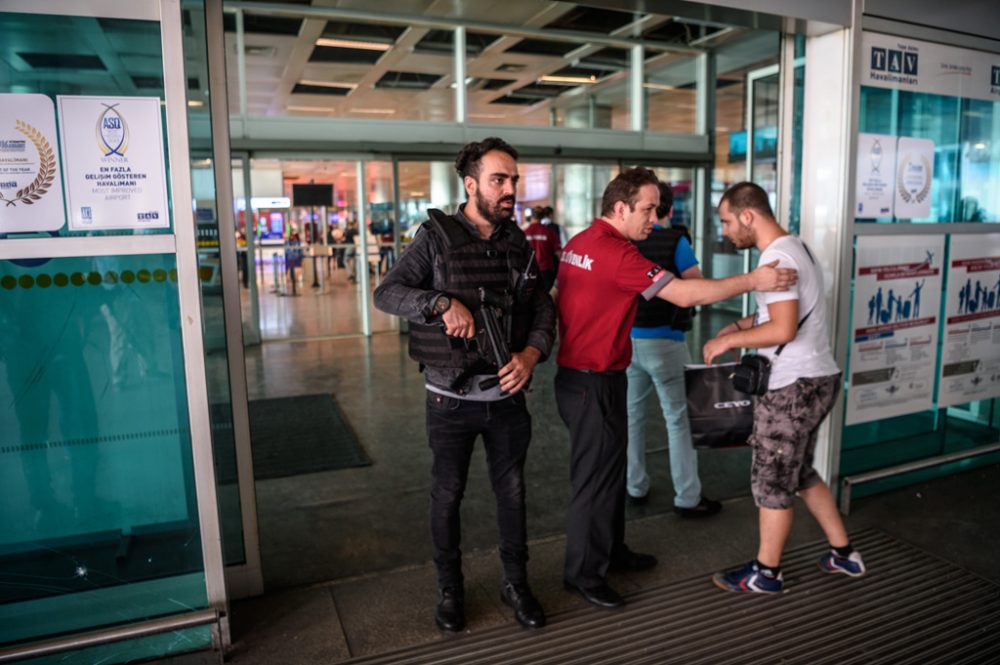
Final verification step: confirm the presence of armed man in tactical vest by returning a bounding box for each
[625,181,722,517]
[374,138,555,633]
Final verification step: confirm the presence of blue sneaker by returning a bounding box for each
[712,560,784,594]
[819,550,867,577]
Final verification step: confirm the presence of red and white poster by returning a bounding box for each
[938,234,1000,407]
[846,235,945,425]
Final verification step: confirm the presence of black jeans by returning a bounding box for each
[555,367,628,587]
[426,390,532,589]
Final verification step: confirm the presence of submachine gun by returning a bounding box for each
[472,250,537,391]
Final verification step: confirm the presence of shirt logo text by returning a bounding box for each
[562,250,594,271]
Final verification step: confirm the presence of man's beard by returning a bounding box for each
[475,194,516,225]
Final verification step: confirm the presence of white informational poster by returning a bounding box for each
[0,93,66,233]
[893,137,935,220]
[856,133,897,218]
[938,234,1000,407]
[846,235,946,426]
[57,96,169,230]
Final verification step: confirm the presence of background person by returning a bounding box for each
[373,137,555,632]
[539,205,567,247]
[704,181,865,594]
[555,168,796,610]
[626,181,720,517]
[523,205,561,292]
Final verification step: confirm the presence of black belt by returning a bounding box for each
[564,367,626,377]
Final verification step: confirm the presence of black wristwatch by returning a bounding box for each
[432,295,452,316]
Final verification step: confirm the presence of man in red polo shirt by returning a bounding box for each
[557,167,796,609]
[524,208,561,291]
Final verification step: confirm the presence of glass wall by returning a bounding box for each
[0,8,212,658]
[858,87,1000,223]
[226,16,455,121]
[704,31,781,315]
[843,33,1000,498]
[645,55,698,134]
[556,162,619,236]
[237,158,402,340]
[220,6,723,133]
[786,35,806,235]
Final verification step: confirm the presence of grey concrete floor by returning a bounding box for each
[242,328,750,590]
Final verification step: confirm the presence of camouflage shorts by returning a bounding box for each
[749,373,841,509]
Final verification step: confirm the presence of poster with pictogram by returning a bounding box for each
[846,235,945,425]
[938,234,1000,407]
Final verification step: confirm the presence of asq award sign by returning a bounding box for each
[855,133,896,218]
[57,96,169,230]
[0,94,65,232]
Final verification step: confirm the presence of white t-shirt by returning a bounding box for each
[753,235,840,390]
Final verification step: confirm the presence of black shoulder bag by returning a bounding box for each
[731,240,816,396]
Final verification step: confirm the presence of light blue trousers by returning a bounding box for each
[626,337,701,508]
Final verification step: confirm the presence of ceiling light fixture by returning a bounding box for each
[349,108,396,115]
[643,83,677,92]
[187,100,205,107]
[286,105,329,113]
[468,113,507,119]
[315,37,392,52]
[538,74,598,85]
[299,79,358,90]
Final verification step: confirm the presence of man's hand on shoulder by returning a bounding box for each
[752,260,797,292]
[498,347,541,394]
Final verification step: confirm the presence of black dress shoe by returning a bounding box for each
[673,497,723,518]
[563,581,624,609]
[501,580,546,629]
[610,545,658,572]
[435,586,465,632]
[626,493,649,506]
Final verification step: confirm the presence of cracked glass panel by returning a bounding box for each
[0,8,211,660]
[0,254,208,647]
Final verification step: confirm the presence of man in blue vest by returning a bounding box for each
[374,138,555,632]
[625,182,721,517]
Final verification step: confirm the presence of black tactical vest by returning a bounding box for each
[632,227,693,331]
[408,209,534,369]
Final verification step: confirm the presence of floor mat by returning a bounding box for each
[213,394,371,483]
[343,528,1000,665]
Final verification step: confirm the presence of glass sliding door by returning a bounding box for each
[705,31,780,317]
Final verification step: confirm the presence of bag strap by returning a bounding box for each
[774,238,816,357]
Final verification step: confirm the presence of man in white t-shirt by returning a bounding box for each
[702,181,866,594]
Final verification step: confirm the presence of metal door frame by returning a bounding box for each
[0,0,230,650]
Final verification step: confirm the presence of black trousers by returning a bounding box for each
[555,367,628,587]
[426,390,532,589]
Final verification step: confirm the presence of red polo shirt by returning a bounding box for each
[524,221,561,271]
[557,219,673,371]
